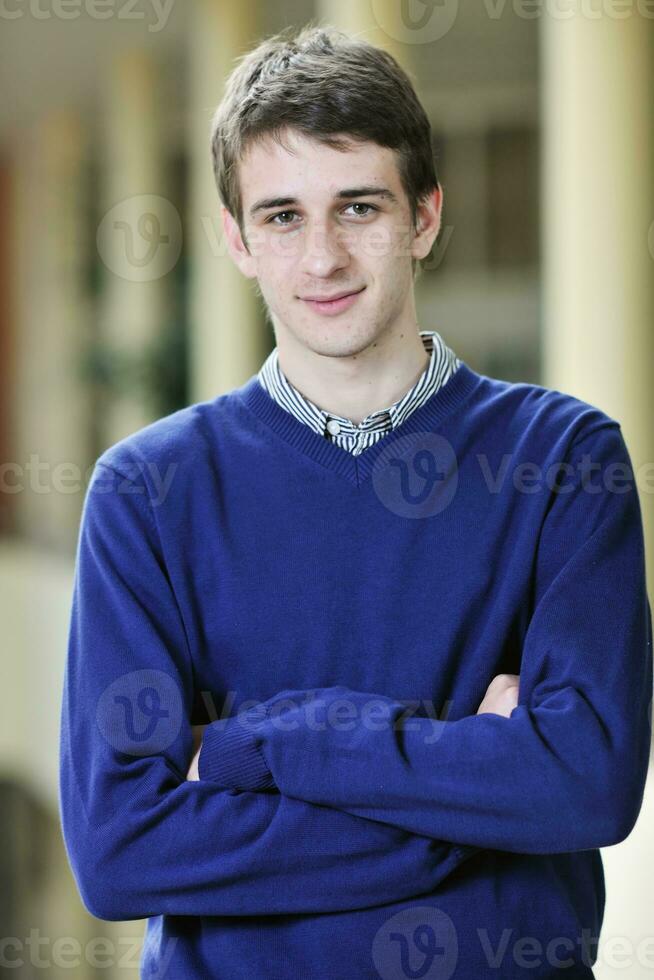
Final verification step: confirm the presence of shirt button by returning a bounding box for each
[326,419,341,436]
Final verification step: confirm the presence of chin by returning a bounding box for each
[316,339,382,361]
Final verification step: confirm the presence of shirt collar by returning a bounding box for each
[257,329,461,440]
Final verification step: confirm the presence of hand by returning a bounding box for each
[476,673,520,718]
[186,724,207,781]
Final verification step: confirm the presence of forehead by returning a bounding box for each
[238,128,402,203]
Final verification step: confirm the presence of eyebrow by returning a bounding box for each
[248,186,399,218]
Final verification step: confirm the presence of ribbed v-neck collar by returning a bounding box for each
[235,359,483,488]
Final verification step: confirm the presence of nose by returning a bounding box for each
[297,220,352,279]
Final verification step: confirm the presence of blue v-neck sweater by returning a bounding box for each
[59,360,652,979]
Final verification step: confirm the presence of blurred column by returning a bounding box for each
[12,112,92,551]
[316,0,411,61]
[541,16,654,973]
[0,160,14,535]
[187,0,266,402]
[540,13,654,590]
[98,50,174,445]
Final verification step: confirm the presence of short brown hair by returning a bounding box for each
[210,22,440,279]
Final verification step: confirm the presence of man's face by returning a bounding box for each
[222,127,441,360]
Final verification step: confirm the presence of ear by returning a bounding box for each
[410,184,443,262]
[221,206,258,279]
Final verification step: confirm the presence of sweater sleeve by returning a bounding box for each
[58,460,480,922]
[200,422,653,855]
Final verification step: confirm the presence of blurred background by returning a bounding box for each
[0,1,652,976]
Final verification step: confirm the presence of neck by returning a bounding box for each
[274,323,430,427]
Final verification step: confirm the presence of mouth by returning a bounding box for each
[299,286,366,316]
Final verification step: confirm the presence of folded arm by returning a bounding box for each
[59,460,479,923]
[199,423,653,855]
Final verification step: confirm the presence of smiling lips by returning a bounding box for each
[300,286,366,316]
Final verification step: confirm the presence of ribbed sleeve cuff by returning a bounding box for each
[197,704,276,790]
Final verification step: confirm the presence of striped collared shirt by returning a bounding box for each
[257,329,462,457]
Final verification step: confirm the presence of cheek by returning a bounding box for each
[255,251,287,286]
[255,261,298,314]
[259,248,302,293]
[266,232,304,269]
[358,224,395,264]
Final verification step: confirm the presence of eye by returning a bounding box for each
[265,202,378,226]
[266,210,297,226]
[346,203,378,218]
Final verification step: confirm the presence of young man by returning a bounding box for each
[59,24,652,980]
